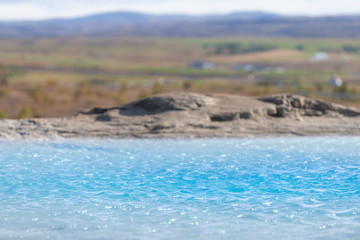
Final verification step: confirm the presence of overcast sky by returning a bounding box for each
[1,0,360,21]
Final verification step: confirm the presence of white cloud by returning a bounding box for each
[0,0,359,21]
[143,0,360,16]
[0,3,49,21]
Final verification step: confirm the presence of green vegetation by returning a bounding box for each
[342,45,360,53]
[0,36,359,118]
[211,42,276,55]
[18,106,32,119]
[0,111,7,119]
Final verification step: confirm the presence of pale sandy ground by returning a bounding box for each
[1,92,360,140]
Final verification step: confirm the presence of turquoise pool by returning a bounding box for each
[0,137,359,239]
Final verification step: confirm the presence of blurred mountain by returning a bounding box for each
[1,11,360,38]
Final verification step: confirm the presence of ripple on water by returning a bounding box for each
[0,137,360,239]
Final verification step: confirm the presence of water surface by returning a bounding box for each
[0,137,360,239]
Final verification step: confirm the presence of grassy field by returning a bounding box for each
[0,37,360,118]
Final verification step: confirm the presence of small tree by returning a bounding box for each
[296,44,304,51]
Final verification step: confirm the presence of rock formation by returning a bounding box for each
[1,92,360,139]
[259,94,360,118]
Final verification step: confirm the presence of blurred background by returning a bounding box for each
[1,0,360,118]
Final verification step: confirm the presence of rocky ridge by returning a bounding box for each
[1,92,360,140]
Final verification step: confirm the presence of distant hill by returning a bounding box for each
[1,11,360,38]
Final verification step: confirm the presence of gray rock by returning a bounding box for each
[1,92,360,140]
[259,94,360,118]
[210,112,238,122]
[123,92,216,113]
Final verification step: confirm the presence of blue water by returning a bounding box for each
[0,137,360,240]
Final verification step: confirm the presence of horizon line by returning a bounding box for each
[2,9,360,22]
